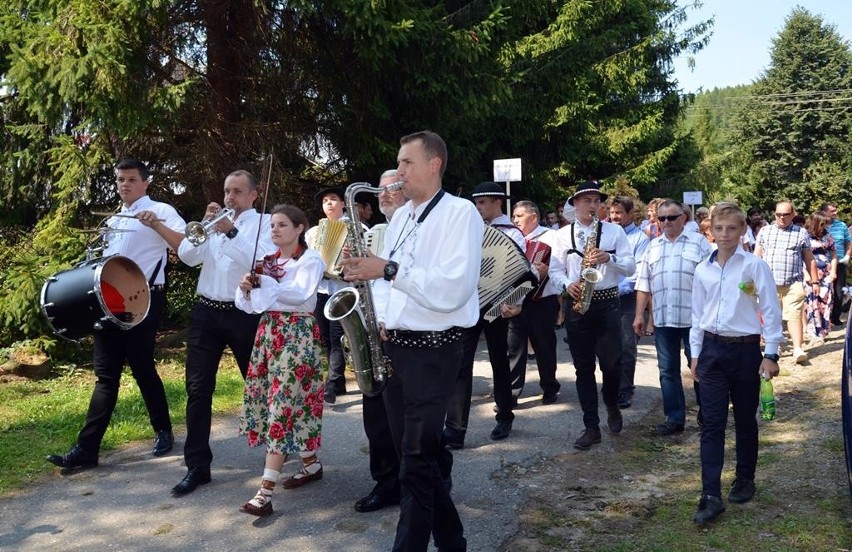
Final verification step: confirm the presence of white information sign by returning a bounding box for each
[683,191,703,205]
[493,158,522,183]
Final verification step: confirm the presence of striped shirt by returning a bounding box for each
[635,230,713,328]
[755,223,811,286]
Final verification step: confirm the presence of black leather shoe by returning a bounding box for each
[490,421,512,441]
[693,495,725,524]
[573,428,601,450]
[354,490,397,513]
[728,478,756,504]
[617,392,633,409]
[172,466,212,496]
[324,388,337,404]
[153,430,174,457]
[46,445,98,471]
[607,405,623,433]
[655,421,685,436]
[542,391,558,405]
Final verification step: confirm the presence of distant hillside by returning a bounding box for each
[682,84,753,154]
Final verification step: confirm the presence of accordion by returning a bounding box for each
[312,218,348,280]
[365,223,387,256]
[478,226,537,321]
[525,239,551,301]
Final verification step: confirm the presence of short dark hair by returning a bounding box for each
[115,159,149,180]
[747,207,762,217]
[401,130,448,177]
[657,199,684,215]
[270,203,309,252]
[609,196,635,213]
[227,169,258,191]
[513,200,540,220]
[819,202,835,213]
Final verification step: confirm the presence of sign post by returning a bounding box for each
[493,158,522,215]
[683,190,703,218]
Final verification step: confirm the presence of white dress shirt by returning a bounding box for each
[550,220,635,292]
[690,248,784,358]
[372,191,484,331]
[104,196,185,285]
[177,209,277,302]
[235,249,326,314]
[489,213,525,250]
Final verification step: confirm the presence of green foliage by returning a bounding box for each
[724,8,852,214]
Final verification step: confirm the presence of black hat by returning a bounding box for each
[314,186,345,207]
[471,181,506,199]
[354,190,377,207]
[567,181,607,206]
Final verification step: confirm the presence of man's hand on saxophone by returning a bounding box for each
[339,251,387,282]
[586,247,611,265]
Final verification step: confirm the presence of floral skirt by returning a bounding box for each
[239,311,326,455]
[805,275,833,338]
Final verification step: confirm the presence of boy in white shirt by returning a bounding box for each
[689,202,783,524]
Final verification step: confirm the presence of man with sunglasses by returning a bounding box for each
[634,199,713,435]
[754,201,819,364]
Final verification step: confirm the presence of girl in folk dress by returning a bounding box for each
[235,204,327,516]
[803,211,837,343]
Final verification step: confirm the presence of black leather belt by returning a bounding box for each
[592,287,618,301]
[198,296,236,310]
[387,327,463,349]
[150,284,165,292]
[704,332,761,344]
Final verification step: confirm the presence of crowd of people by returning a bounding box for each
[43,134,852,548]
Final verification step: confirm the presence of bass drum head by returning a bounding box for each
[40,256,150,341]
[95,256,150,329]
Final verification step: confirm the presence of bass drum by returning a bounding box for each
[40,255,150,341]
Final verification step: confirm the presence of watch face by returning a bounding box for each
[384,262,398,279]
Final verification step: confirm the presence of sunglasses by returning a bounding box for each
[658,214,683,222]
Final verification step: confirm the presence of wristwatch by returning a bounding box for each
[383,260,399,281]
[763,353,780,362]
[225,227,239,239]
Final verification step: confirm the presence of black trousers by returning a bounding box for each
[508,294,560,397]
[78,289,171,453]
[362,391,401,501]
[384,339,466,552]
[183,302,260,469]
[618,293,639,395]
[445,317,513,444]
[564,296,623,431]
[315,292,346,392]
[696,337,761,497]
[831,263,847,323]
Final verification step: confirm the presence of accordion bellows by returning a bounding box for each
[314,218,348,279]
[478,226,536,315]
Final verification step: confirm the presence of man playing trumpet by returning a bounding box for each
[171,169,276,496]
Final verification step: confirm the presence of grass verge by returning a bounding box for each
[0,346,245,495]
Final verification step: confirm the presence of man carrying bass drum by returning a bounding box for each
[47,159,186,471]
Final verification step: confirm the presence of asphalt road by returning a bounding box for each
[0,334,664,551]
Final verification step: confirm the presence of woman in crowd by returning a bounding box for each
[235,203,327,516]
[641,197,664,239]
[803,211,837,344]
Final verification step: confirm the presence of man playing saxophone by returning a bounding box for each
[352,169,406,514]
[551,181,635,451]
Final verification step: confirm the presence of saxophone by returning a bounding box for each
[322,182,401,397]
[572,215,603,315]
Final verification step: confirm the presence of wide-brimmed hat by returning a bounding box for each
[314,186,345,207]
[471,181,506,199]
[567,181,607,206]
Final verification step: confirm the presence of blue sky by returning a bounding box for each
[672,1,852,93]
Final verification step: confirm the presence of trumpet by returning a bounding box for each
[185,208,235,246]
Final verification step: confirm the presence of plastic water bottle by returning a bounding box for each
[759,377,776,421]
